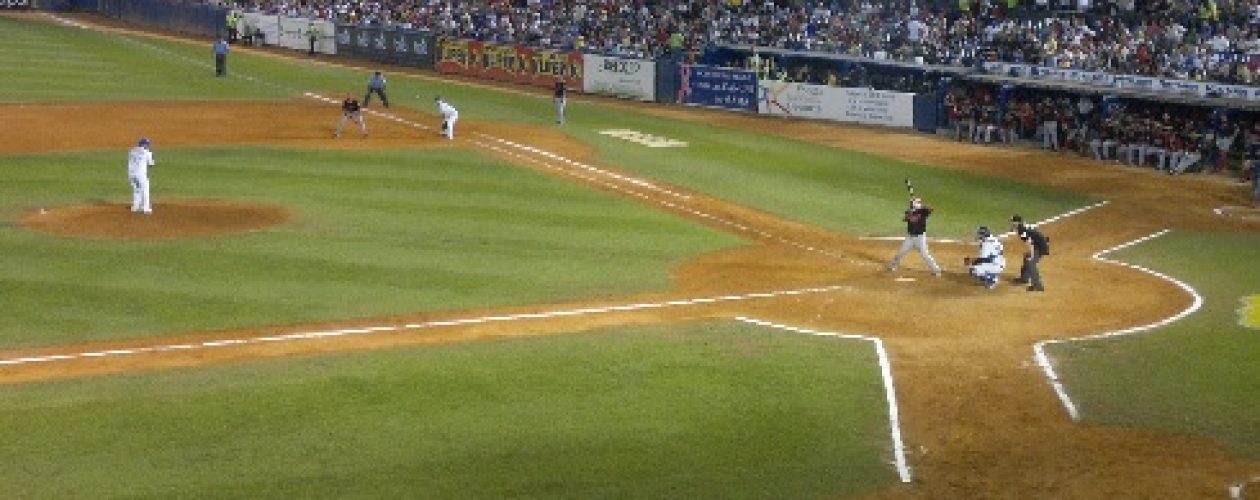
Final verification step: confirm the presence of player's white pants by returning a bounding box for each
[1127,144,1146,165]
[969,261,1004,285]
[970,262,1004,276]
[443,116,458,139]
[1145,147,1166,169]
[554,97,566,125]
[1090,139,1118,160]
[1042,120,1058,150]
[130,175,151,213]
[890,234,941,275]
[1170,152,1201,174]
[335,112,367,137]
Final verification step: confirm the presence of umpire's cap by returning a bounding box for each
[138,137,151,147]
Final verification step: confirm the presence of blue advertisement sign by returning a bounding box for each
[679,65,757,111]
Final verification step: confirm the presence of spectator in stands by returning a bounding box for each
[1039,97,1059,151]
[1214,116,1240,172]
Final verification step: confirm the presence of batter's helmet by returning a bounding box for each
[976,226,992,239]
[138,137,151,147]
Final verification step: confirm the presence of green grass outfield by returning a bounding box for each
[1048,232,1260,458]
[0,321,898,499]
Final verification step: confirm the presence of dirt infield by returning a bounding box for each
[3,13,1260,498]
[19,199,289,239]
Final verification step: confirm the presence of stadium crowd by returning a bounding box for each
[226,0,1260,181]
[235,0,1260,85]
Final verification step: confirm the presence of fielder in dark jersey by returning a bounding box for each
[553,79,567,125]
[333,96,367,138]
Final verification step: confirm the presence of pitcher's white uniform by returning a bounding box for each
[128,138,155,214]
[436,98,458,139]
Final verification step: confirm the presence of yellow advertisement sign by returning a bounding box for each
[1241,295,1260,329]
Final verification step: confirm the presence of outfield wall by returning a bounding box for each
[584,54,656,102]
[758,80,916,128]
[96,0,223,38]
[435,38,583,89]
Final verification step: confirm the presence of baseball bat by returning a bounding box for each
[905,178,915,197]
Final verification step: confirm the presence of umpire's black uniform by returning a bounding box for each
[1011,215,1049,291]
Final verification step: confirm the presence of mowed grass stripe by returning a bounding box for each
[0,147,743,347]
[0,16,280,101]
[0,322,897,498]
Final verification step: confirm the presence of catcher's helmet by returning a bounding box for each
[910,197,924,209]
[138,137,150,147]
[976,225,992,239]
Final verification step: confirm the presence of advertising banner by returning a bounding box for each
[278,16,307,51]
[396,30,435,68]
[758,80,916,128]
[583,54,656,101]
[357,26,392,62]
[678,65,757,111]
[335,22,355,56]
[1,0,31,9]
[241,12,277,45]
[985,61,1260,101]
[352,25,374,59]
[436,39,583,88]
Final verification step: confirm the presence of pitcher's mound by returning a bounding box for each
[19,199,290,239]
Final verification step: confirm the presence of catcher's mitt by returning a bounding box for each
[963,257,973,266]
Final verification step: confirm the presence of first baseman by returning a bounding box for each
[127,137,155,214]
[436,96,458,139]
[888,196,942,276]
[333,95,367,138]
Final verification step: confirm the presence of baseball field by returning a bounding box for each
[2,11,1259,499]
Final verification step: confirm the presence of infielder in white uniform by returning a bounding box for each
[436,96,458,140]
[128,137,155,214]
[966,226,1005,289]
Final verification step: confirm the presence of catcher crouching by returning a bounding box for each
[966,226,1006,289]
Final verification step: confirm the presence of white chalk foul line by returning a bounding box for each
[1032,229,1203,421]
[302,93,858,264]
[0,284,852,368]
[469,138,856,262]
[734,317,912,484]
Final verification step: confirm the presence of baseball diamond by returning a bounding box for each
[1,11,1259,499]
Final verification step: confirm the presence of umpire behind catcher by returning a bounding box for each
[1010,215,1049,292]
